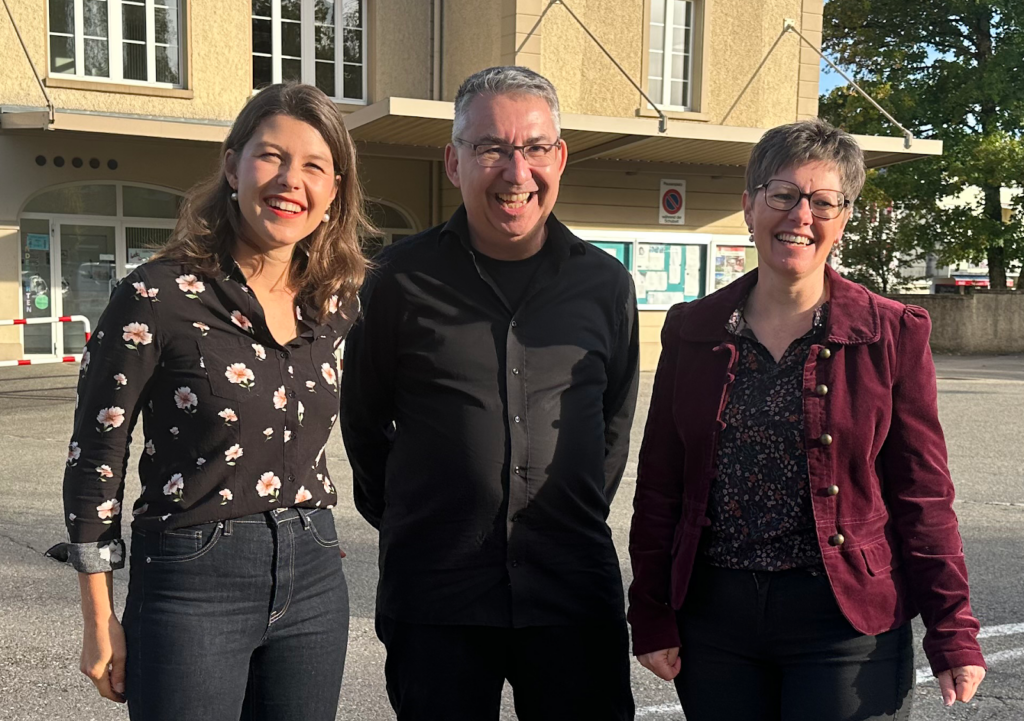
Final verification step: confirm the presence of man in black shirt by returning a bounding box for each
[341,66,639,720]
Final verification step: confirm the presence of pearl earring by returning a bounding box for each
[322,212,330,223]
[230,191,238,202]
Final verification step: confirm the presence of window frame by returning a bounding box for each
[251,0,368,104]
[46,0,187,89]
[643,0,707,115]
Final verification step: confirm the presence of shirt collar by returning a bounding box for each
[440,204,587,260]
[726,292,830,341]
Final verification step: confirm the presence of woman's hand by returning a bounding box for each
[638,647,681,680]
[81,614,127,702]
[937,665,985,706]
[78,572,126,703]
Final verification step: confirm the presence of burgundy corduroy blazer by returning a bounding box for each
[627,265,985,675]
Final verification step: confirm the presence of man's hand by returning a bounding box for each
[81,613,127,703]
[937,665,985,706]
[638,647,681,681]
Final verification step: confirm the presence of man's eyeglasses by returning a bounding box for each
[755,179,849,220]
[454,137,562,168]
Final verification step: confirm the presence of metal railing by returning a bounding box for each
[0,315,92,367]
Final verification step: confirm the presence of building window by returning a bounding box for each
[251,0,366,103]
[648,0,694,110]
[48,0,184,86]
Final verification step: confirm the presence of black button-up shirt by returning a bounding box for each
[340,206,640,627]
[60,256,355,573]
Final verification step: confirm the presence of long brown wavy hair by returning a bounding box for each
[155,82,369,322]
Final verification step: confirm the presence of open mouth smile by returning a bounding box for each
[495,192,535,211]
[775,232,814,247]
[263,195,307,218]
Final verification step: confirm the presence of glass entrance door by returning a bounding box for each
[57,224,117,355]
[20,219,55,356]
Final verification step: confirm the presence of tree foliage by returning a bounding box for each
[820,0,1024,288]
[836,175,922,294]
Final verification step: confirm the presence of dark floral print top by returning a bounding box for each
[699,299,830,572]
[60,256,356,573]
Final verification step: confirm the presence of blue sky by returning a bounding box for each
[819,62,847,96]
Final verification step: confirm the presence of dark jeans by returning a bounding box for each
[377,617,635,720]
[123,507,349,721]
[674,562,914,721]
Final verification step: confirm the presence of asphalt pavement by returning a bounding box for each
[1,354,1021,720]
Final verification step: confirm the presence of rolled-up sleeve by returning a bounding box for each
[881,305,985,674]
[60,267,162,573]
[627,303,688,655]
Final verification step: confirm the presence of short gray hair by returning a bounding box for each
[745,118,866,204]
[451,66,561,142]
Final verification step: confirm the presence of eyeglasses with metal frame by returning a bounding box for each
[453,137,563,168]
[755,179,849,220]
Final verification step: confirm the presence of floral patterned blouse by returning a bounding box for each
[60,256,356,573]
[699,299,830,572]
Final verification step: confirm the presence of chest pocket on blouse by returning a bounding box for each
[310,342,340,395]
[200,339,266,401]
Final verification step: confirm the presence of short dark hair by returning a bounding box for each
[746,118,866,203]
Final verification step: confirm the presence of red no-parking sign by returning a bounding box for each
[659,179,686,225]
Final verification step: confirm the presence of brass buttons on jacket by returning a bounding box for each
[829,533,845,547]
[827,484,839,496]
[819,348,832,359]
[815,384,828,396]
[820,433,833,446]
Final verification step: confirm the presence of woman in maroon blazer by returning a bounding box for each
[627,119,985,720]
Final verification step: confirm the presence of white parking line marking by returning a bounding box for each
[978,622,1024,639]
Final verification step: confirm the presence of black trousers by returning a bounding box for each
[674,563,914,721]
[376,617,635,720]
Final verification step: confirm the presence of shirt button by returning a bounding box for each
[820,433,833,446]
[827,484,839,496]
[513,465,522,475]
[511,560,520,567]
[288,474,295,483]
[819,348,832,359]
[815,384,829,396]
[510,320,518,328]
[829,533,845,547]
[511,513,522,522]
[288,390,296,399]
[514,415,521,423]
[511,368,520,375]
[279,350,290,359]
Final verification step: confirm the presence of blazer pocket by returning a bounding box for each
[860,538,896,577]
[200,339,265,401]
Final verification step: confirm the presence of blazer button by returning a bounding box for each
[815,384,828,396]
[819,433,833,446]
[827,484,839,496]
[829,533,845,546]
[819,348,832,359]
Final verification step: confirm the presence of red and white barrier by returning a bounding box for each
[0,315,92,368]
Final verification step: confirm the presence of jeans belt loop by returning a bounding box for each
[223,518,233,536]
[298,508,311,530]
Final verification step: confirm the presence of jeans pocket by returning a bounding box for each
[307,509,340,548]
[143,522,224,564]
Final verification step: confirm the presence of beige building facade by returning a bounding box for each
[0,0,938,367]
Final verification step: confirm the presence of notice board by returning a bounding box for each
[634,242,706,307]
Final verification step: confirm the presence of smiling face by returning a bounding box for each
[225,113,339,255]
[444,93,568,259]
[742,161,851,284]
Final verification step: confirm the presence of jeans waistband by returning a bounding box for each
[226,507,314,532]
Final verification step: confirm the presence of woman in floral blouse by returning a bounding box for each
[57,83,368,720]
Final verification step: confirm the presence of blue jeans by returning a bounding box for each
[123,508,349,721]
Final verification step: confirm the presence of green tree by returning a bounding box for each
[819,0,1024,289]
[837,177,921,294]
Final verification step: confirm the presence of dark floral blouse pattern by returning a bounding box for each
[700,299,830,572]
[61,257,356,573]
